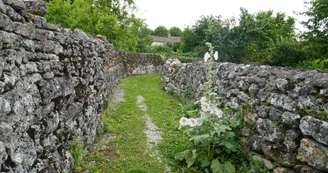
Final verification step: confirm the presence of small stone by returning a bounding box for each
[44,112,59,134]
[9,133,37,167]
[24,0,48,16]
[297,138,328,171]
[270,93,296,112]
[273,167,295,173]
[228,97,239,109]
[277,152,295,167]
[248,83,259,95]
[43,72,54,79]
[0,0,6,13]
[0,122,13,143]
[276,79,288,91]
[283,130,300,152]
[268,107,282,121]
[241,127,250,137]
[14,23,33,38]
[313,74,328,88]
[250,153,274,170]
[319,89,328,96]
[4,74,17,87]
[42,134,58,151]
[0,97,11,116]
[0,141,8,164]
[244,113,258,124]
[250,136,263,152]
[281,112,300,128]
[3,0,26,10]
[299,165,325,173]
[13,100,26,116]
[300,116,328,145]
[256,118,285,143]
[237,91,249,101]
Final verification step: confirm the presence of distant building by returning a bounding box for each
[151,36,181,46]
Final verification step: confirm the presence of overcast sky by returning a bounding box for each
[134,0,308,31]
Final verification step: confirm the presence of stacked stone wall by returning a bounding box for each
[0,0,162,172]
[162,59,328,173]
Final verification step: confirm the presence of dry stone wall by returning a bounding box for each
[0,0,162,172]
[162,59,328,173]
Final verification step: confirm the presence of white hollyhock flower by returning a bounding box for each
[189,118,197,127]
[214,51,218,60]
[201,101,212,113]
[195,118,202,126]
[214,108,223,118]
[200,97,207,104]
[204,52,210,62]
[179,117,191,129]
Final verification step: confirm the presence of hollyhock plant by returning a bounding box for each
[176,43,238,173]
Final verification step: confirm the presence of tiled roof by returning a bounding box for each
[152,36,181,43]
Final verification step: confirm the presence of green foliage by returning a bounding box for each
[136,24,153,52]
[153,25,169,37]
[308,58,328,70]
[302,0,328,38]
[300,0,328,67]
[146,42,182,58]
[169,26,183,36]
[46,0,148,51]
[70,138,85,171]
[147,44,173,57]
[177,2,328,70]
[175,114,238,173]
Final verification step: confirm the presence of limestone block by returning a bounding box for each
[300,116,328,145]
[256,118,285,143]
[297,138,328,171]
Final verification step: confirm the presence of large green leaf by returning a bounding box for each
[223,161,235,173]
[186,150,198,168]
[190,134,210,145]
[200,158,210,168]
[174,150,188,161]
[211,159,223,173]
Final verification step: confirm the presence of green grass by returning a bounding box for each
[78,74,197,173]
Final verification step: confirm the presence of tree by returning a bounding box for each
[46,0,143,51]
[180,10,300,65]
[236,8,296,64]
[180,15,222,57]
[153,25,169,37]
[136,24,153,52]
[169,26,182,36]
[301,0,328,62]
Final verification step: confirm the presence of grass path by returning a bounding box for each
[79,74,197,173]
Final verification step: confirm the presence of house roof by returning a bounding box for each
[152,36,181,43]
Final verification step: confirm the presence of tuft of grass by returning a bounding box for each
[70,138,86,172]
[78,74,196,173]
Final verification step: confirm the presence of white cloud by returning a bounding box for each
[134,0,308,31]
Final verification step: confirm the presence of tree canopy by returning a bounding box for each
[153,25,169,37]
[45,0,328,70]
[169,26,182,36]
[178,8,313,68]
[45,0,149,51]
[300,0,328,68]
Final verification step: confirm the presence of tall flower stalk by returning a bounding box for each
[204,42,217,104]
